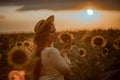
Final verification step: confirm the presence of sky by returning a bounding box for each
[0,0,120,33]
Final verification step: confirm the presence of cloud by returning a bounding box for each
[16,2,78,11]
[0,0,120,11]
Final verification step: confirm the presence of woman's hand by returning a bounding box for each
[62,40,72,49]
[61,40,72,65]
[61,40,72,58]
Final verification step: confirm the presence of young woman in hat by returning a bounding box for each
[32,15,71,80]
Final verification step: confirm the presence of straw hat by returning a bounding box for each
[34,15,54,33]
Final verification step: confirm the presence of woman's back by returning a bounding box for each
[40,47,70,80]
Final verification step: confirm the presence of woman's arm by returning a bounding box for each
[47,48,70,74]
[61,49,71,65]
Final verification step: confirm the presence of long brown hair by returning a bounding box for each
[33,22,53,80]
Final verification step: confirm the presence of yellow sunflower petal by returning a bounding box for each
[78,48,87,57]
[58,32,74,44]
[7,46,31,69]
[91,35,107,47]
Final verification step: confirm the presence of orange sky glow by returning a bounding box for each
[0,1,120,33]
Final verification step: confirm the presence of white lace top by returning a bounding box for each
[39,47,70,80]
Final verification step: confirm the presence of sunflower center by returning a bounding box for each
[16,43,22,46]
[12,50,27,65]
[94,38,103,46]
[9,44,14,48]
[79,50,84,55]
[61,34,71,43]
[24,42,30,46]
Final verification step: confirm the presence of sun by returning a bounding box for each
[87,9,94,15]
[78,9,99,22]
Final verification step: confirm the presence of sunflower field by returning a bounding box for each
[0,29,120,80]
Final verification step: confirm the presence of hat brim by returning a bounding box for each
[45,15,54,24]
[34,15,54,33]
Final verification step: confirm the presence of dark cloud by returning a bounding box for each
[17,2,78,11]
[0,0,120,11]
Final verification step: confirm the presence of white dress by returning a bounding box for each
[39,47,70,80]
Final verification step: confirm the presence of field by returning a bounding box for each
[0,29,120,80]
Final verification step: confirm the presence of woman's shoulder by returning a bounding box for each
[42,47,59,54]
[41,47,60,58]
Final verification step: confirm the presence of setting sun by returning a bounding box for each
[87,9,94,15]
[77,9,100,22]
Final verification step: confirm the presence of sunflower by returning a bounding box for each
[23,40,34,52]
[102,48,109,56]
[78,48,87,57]
[70,45,78,55]
[7,46,31,69]
[8,70,25,80]
[70,45,78,49]
[58,32,74,44]
[15,41,23,47]
[9,43,14,49]
[23,40,31,47]
[3,35,8,41]
[0,42,3,49]
[91,35,107,47]
[113,37,120,50]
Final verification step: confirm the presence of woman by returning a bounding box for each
[33,15,71,80]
